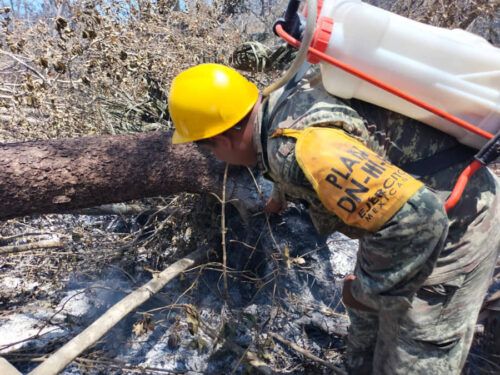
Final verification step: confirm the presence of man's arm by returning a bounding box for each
[263,184,287,214]
[347,187,449,312]
[343,274,375,311]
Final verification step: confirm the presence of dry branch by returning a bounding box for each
[72,203,162,216]
[268,332,347,375]
[29,248,209,375]
[0,239,64,255]
[0,49,48,84]
[222,164,229,299]
[0,357,21,375]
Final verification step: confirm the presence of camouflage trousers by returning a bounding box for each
[345,244,499,374]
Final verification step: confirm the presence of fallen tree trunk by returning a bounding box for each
[0,131,231,220]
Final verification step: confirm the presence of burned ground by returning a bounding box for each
[0,0,499,374]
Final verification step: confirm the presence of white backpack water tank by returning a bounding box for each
[315,0,500,149]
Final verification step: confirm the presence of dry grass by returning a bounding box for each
[0,1,246,141]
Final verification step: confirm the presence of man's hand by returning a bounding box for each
[342,274,375,312]
[263,197,287,214]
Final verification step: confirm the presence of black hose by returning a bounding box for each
[475,131,500,165]
[273,0,302,40]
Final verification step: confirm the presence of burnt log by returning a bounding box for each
[0,131,251,220]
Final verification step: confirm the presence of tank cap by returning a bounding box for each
[307,16,333,64]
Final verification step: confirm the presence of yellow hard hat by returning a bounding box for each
[168,63,259,144]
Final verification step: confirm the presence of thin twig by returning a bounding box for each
[73,203,161,216]
[4,353,190,374]
[222,163,229,300]
[245,167,264,198]
[268,332,347,374]
[0,50,48,84]
[0,232,54,243]
[74,357,189,374]
[0,329,68,353]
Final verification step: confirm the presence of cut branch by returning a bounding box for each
[29,248,209,375]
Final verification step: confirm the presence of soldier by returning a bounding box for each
[168,63,500,374]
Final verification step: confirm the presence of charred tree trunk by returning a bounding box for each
[0,131,234,220]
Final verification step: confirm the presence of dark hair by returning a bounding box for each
[194,138,214,147]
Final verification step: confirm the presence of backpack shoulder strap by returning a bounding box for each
[258,63,311,174]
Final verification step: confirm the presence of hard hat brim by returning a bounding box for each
[171,98,258,145]
[171,129,191,144]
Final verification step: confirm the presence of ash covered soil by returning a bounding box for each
[0,183,357,374]
[0,1,498,373]
[1,170,499,374]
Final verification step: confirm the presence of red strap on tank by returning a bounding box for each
[277,25,493,141]
[275,24,494,212]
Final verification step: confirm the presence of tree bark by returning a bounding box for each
[0,131,229,220]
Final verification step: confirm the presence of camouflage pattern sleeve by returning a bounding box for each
[266,135,349,235]
[349,187,449,311]
[262,73,373,236]
[269,182,285,203]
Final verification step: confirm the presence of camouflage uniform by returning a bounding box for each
[231,41,297,73]
[253,70,500,374]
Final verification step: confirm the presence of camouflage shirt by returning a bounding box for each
[253,69,500,310]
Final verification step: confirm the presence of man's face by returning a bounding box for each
[197,110,258,167]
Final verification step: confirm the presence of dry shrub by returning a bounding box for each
[386,0,498,42]
[1,0,498,142]
[0,0,244,141]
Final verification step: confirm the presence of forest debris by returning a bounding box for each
[132,314,154,337]
[28,248,208,375]
[0,239,64,255]
[185,304,200,335]
[0,1,497,374]
[268,332,347,375]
